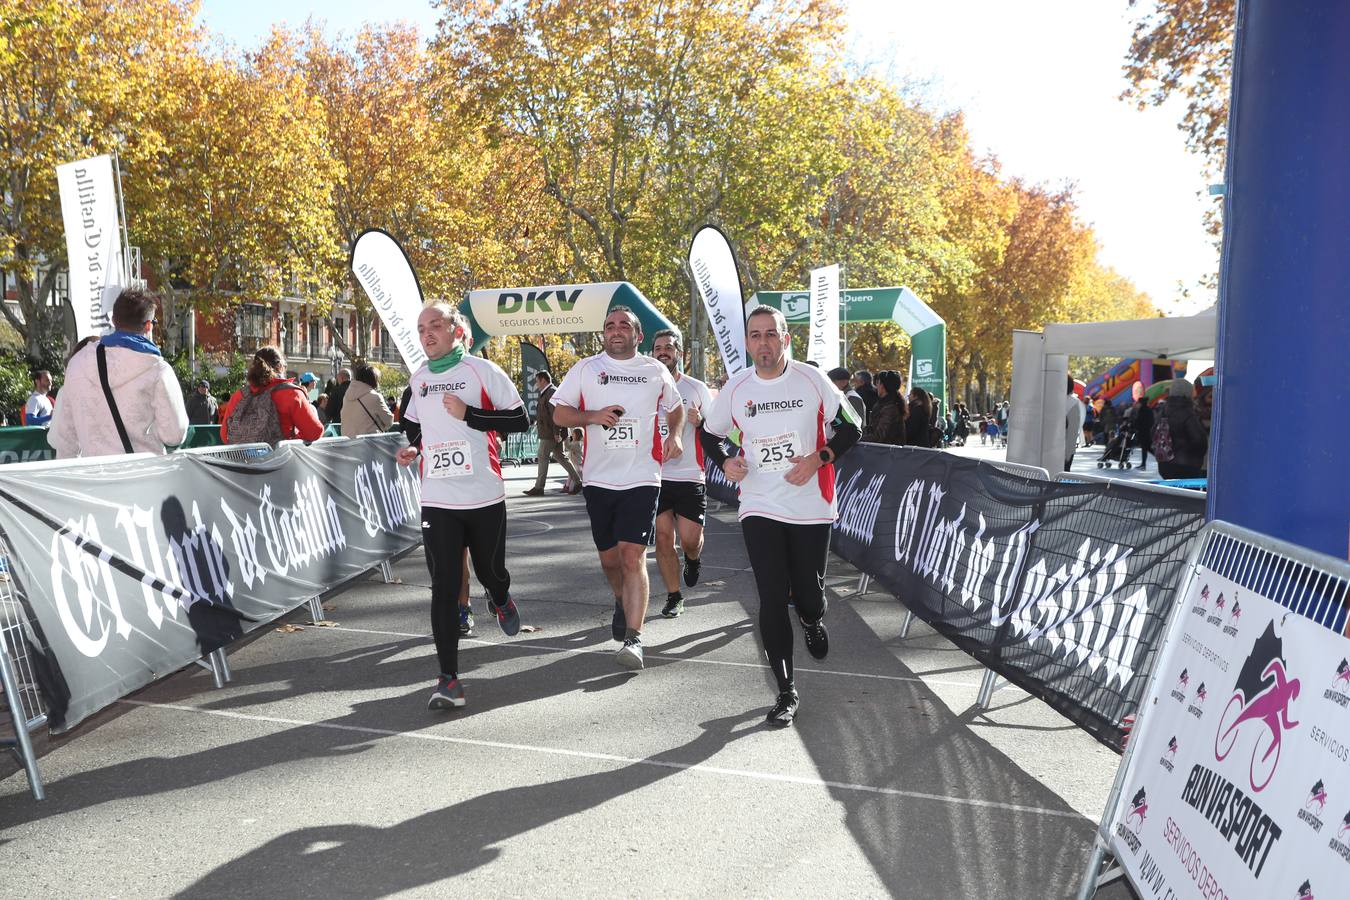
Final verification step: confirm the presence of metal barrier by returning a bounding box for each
[0,435,418,801]
[991,460,1052,481]
[177,442,273,464]
[0,536,48,800]
[1075,521,1350,899]
[1056,469,1203,499]
[501,431,540,464]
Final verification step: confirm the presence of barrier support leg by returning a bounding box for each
[898,609,915,639]
[0,646,45,801]
[976,668,1002,710]
[1074,841,1124,900]
[379,561,394,584]
[308,596,325,623]
[212,648,231,684]
[194,652,226,689]
[854,573,870,596]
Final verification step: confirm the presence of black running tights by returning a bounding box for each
[422,502,511,676]
[741,516,830,693]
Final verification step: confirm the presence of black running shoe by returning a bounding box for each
[682,555,701,587]
[487,595,521,637]
[611,600,626,641]
[428,676,466,710]
[801,617,829,660]
[766,689,799,727]
[661,593,684,618]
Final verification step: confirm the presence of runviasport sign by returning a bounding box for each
[1104,569,1350,900]
[0,435,421,733]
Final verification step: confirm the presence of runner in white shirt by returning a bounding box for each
[701,305,861,726]
[552,306,684,670]
[650,329,713,619]
[396,304,530,711]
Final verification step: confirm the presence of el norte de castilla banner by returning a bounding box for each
[707,443,1206,749]
[56,154,125,339]
[350,229,429,371]
[0,436,421,733]
[688,226,748,374]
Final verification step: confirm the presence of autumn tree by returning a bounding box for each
[133,29,340,356]
[431,0,843,359]
[0,0,200,365]
[1124,0,1233,244]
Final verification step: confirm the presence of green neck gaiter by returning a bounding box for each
[427,345,465,374]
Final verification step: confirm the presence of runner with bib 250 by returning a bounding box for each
[397,304,529,711]
[701,305,861,726]
[551,307,684,670]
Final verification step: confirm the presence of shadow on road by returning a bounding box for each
[171,711,758,899]
[728,578,1097,899]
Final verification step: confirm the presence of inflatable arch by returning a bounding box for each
[750,287,946,403]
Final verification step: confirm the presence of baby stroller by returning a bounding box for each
[1097,423,1137,469]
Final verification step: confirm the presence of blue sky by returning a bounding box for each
[198,0,1219,315]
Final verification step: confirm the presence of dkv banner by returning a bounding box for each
[350,229,428,371]
[56,154,125,338]
[807,264,840,369]
[1105,566,1350,900]
[688,226,747,373]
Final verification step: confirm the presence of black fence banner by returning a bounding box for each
[703,455,741,506]
[0,435,420,733]
[830,444,1205,750]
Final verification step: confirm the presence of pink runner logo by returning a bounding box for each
[1127,787,1148,826]
[1215,621,1301,793]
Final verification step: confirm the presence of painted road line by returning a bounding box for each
[120,699,1081,821]
[270,624,994,690]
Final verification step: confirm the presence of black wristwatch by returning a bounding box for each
[818,449,831,464]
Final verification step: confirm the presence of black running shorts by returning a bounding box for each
[583,485,660,550]
[656,480,707,526]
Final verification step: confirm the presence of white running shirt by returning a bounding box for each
[704,361,851,524]
[404,356,523,510]
[658,373,713,484]
[551,352,680,489]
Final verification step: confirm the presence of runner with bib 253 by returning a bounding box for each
[551,307,684,671]
[397,304,529,711]
[701,305,861,726]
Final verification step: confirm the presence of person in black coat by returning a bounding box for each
[1126,393,1154,470]
[862,370,907,445]
[1155,379,1209,479]
[906,387,936,448]
[853,371,880,417]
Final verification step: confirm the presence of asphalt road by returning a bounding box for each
[0,464,1138,899]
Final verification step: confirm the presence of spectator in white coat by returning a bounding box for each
[49,288,189,458]
[1065,374,1086,472]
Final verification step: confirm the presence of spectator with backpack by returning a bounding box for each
[1152,378,1208,480]
[220,347,324,447]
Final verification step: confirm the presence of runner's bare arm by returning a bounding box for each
[662,403,686,460]
[554,404,622,428]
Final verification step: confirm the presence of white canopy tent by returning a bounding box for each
[1007,309,1218,475]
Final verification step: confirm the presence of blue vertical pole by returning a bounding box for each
[1209,1,1350,557]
